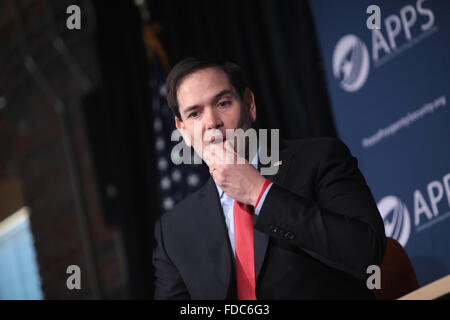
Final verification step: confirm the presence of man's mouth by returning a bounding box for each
[209,136,224,144]
[205,129,225,144]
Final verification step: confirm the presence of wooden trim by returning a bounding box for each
[399,275,450,300]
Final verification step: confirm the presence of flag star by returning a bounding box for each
[159,84,166,97]
[158,158,168,171]
[163,197,174,210]
[187,174,199,187]
[161,177,171,190]
[156,137,165,151]
[172,169,182,182]
[154,118,162,132]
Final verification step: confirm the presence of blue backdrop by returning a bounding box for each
[309,0,450,286]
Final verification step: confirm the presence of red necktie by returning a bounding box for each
[233,201,257,300]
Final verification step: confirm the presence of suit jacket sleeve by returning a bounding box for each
[255,138,386,281]
[152,218,191,299]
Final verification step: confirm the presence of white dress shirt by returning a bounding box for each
[215,149,273,257]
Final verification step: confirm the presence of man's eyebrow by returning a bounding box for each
[213,89,234,100]
[183,104,200,116]
[182,89,234,116]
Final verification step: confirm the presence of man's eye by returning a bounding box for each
[218,100,231,107]
[189,112,199,118]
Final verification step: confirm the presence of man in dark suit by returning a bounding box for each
[152,57,386,299]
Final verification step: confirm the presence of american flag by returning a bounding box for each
[149,60,210,215]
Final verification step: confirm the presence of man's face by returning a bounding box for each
[175,67,256,155]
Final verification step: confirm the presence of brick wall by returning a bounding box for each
[0,0,128,299]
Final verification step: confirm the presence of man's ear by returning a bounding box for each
[175,116,192,147]
[243,88,257,123]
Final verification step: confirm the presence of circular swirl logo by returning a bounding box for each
[377,195,411,247]
[332,34,370,92]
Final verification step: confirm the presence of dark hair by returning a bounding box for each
[165,57,248,120]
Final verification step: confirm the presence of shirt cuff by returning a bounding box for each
[254,181,273,216]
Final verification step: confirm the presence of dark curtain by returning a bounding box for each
[85,0,337,298]
[85,1,158,298]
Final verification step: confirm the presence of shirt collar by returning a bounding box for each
[215,145,259,199]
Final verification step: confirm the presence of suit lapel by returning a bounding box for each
[192,178,233,299]
[254,140,294,283]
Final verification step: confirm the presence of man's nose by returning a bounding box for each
[204,107,222,130]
